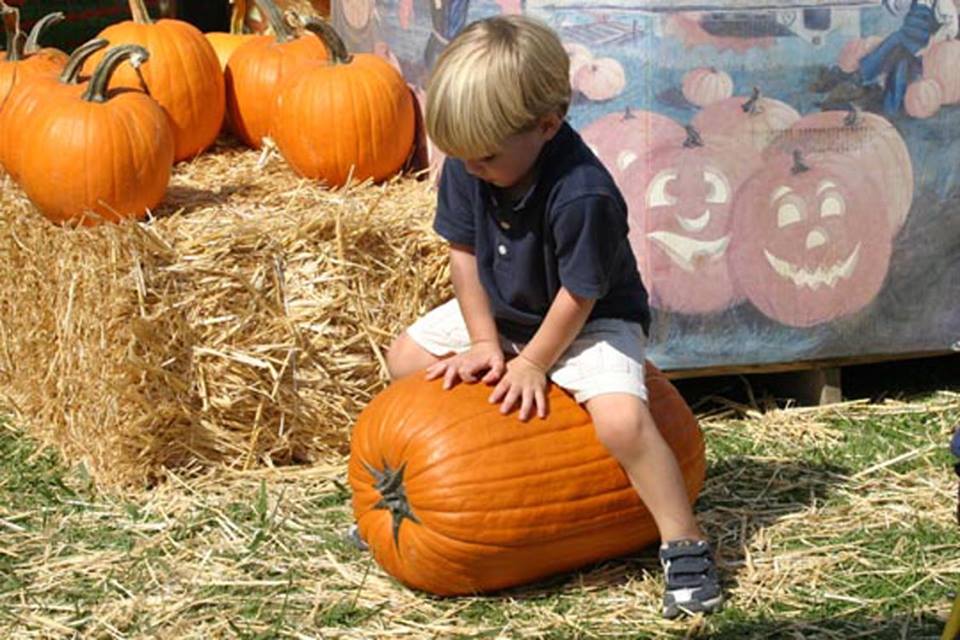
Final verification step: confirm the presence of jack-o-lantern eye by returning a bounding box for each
[647,170,678,208]
[820,192,845,218]
[617,150,638,172]
[704,170,730,204]
[776,197,805,228]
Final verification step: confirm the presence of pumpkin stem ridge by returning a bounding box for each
[363,459,420,548]
[682,124,705,149]
[24,12,65,54]
[230,0,248,35]
[303,18,352,64]
[59,38,110,84]
[843,103,862,128]
[253,0,297,43]
[82,44,150,103]
[1,5,23,61]
[128,0,153,24]
[791,149,810,174]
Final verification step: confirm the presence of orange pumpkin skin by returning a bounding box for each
[0,39,108,181]
[205,0,257,70]
[349,363,706,596]
[19,45,174,226]
[0,8,68,111]
[85,1,226,162]
[225,0,328,148]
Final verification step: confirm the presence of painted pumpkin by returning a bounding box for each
[729,150,892,327]
[272,20,416,187]
[563,41,593,86]
[767,106,913,232]
[205,0,258,70]
[0,7,68,110]
[85,0,225,162]
[923,40,960,105]
[573,56,626,102]
[620,125,760,314]
[349,363,706,596]
[244,0,330,32]
[18,44,175,225]
[905,77,942,119]
[691,87,800,152]
[580,107,687,188]
[682,67,733,108]
[0,38,109,181]
[225,0,329,149]
[837,36,882,74]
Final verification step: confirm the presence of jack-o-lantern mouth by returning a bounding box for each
[763,243,861,289]
[647,231,731,273]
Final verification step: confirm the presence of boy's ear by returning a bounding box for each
[539,112,564,139]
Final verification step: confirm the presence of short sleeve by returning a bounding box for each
[433,158,475,246]
[551,195,629,300]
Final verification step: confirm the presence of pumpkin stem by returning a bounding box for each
[230,0,248,35]
[1,4,24,62]
[24,11,64,54]
[127,0,153,24]
[791,150,810,174]
[623,105,635,120]
[843,103,862,127]
[302,18,352,64]
[363,460,420,547]
[682,124,705,149]
[253,0,297,43]
[59,38,109,84]
[742,86,762,114]
[82,44,150,103]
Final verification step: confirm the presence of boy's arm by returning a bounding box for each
[518,286,596,372]
[449,242,500,345]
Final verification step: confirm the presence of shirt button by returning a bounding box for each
[499,220,511,230]
[497,244,508,256]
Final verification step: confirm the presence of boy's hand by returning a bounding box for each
[425,340,505,390]
[489,354,549,422]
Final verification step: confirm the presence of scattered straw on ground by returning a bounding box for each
[1,394,958,638]
[0,142,448,487]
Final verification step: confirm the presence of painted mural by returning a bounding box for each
[346,0,960,371]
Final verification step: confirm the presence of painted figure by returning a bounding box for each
[424,0,472,69]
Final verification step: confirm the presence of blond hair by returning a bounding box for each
[425,15,571,159]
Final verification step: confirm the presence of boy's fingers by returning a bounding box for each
[519,389,534,422]
[443,366,459,390]
[535,389,547,419]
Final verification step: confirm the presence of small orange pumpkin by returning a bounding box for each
[349,363,706,595]
[272,20,415,186]
[85,0,226,162]
[225,0,329,148]
[205,0,258,70]
[0,6,68,110]
[0,38,109,181]
[18,44,175,226]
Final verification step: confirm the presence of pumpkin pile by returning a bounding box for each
[0,0,416,225]
[349,364,706,595]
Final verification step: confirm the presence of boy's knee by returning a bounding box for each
[588,398,657,457]
[385,333,437,380]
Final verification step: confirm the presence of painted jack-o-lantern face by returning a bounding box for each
[622,126,759,314]
[730,151,893,327]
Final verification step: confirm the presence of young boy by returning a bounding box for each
[385,15,722,618]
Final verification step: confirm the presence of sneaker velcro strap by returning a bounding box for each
[660,540,710,562]
[666,555,712,577]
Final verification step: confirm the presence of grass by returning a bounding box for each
[1,390,959,639]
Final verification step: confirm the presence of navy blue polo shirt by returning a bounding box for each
[433,121,651,343]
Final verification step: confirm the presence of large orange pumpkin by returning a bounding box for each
[349,363,706,596]
[272,20,415,186]
[84,0,225,162]
[0,6,68,110]
[205,0,258,70]
[225,0,329,149]
[18,44,174,226]
[0,38,108,181]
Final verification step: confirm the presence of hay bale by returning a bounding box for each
[0,143,448,487]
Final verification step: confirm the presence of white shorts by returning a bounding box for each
[405,299,648,404]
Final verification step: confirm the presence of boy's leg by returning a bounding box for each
[386,298,477,380]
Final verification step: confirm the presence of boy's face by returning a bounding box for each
[461,113,563,190]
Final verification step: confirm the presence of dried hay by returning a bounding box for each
[0,142,448,487]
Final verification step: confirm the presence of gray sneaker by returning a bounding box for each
[659,539,723,618]
[345,524,369,552]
